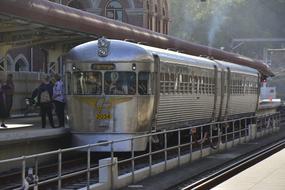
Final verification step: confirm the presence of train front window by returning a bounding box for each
[104,72,136,95]
[139,72,152,95]
[73,72,102,95]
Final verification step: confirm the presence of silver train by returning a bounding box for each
[64,38,260,151]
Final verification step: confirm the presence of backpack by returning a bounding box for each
[40,90,51,103]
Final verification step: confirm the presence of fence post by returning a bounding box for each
[190,128,193,163]
[164,131,168,171]
[99,157,118,189]
[131,138,135,184]
[225,122,228,149]
[34,157,39,190]
[178,129,181,166]
[87,145,91,190]
[58,149,62,190]
[148,135,152,177]
[22,156,26,188]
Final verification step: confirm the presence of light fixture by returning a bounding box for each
[132,63,136,71]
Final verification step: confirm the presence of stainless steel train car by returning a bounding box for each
[64,38,260,151]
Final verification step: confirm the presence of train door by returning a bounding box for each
[223,67,231,120]
[255,73,261,112]
[151,54,160,132]
[218,67,231,121]
[212,65,218,121]
[218,69,226,120]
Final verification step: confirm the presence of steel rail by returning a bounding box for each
[181,139,285,190]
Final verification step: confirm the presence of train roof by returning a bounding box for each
[66,39,258,76]
[141,44,258,76]
[65,39,154,63]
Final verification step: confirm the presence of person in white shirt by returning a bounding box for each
[53,74,65,127]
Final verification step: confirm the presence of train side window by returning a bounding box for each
[174,74,179,93]
[239,79,242,94]
[189,76,193,94]
[199,77,202,94]
[198,76,201,94]
[160,73,165,94]
[237,79,240,94]
[165,73,170,93]
[194,76,198,94]
[201,76,204,94]
[179,74,183,93]
[139,72,152,95]
[182,74,188,93]
[170,73,175,93]
[231,79,234,94]
[208,77,211,94]
[104,72,136,95]
[205,76,208,94]
[242,81,245,94]
[211,77,216,94]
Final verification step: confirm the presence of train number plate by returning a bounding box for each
[96,114,112,120]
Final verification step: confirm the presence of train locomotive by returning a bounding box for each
[64,37,259,151]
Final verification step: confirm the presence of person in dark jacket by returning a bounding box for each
[0,80,8,128]
[37,75,55,128]
[5,74,14,117]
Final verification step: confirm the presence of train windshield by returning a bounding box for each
[73,72,102,95]
[104,72,136,95]
[138,72,152,95]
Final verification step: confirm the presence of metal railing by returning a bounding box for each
[0,112,281,190]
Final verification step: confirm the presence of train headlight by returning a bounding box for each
[132,63,136,71]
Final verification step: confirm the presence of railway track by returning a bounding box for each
[179,138,285,190]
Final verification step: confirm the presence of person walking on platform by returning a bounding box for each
[4,74,14,118]
[38,75,55,128]
[0,80,8,128]
[53,74,65,128]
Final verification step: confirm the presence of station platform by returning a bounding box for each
[213,148,285,190]
[0,115,70,145]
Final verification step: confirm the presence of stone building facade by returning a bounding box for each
[1,0,169,73]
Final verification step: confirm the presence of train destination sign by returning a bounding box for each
[91,64,115,70]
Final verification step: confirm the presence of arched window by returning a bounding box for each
[15,59,28,72]
[105,0,123,21]
[14,54,29,72]
[6,54,14,71]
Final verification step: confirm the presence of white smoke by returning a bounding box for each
[208,0,232,47]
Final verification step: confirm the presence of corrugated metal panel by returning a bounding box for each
[157,95,214,126]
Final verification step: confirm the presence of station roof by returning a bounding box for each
[0,0,274,77]
[0,1,95,47]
